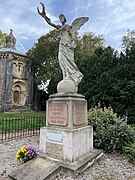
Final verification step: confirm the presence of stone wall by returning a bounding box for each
[0,59,4,111]
[0,53,33,112]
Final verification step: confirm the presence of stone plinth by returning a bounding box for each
[40,93,93,163]
[40,126,93,163]
[46,93,87,128]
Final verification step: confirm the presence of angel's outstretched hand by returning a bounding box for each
[37,2,46,17]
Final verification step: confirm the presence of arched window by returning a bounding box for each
[13,85,21,104]
[18,63,23,72]
[12,82,27,106]
[13,91,20,104]
[13,62,17,72]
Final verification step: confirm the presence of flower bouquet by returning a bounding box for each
[16,145,36,163]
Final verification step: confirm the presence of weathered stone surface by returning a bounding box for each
[38,4,88,93]
[46,141,63,159]
[46,93,87,128]
[9,156,61,180]
[43,92,92,163]
[40,126,93,162]
[48,103,68,126]
[73,101,86,125]
[9,148,103,180]
[57,79,78,93]
[0,30,33,112]
[6,29,16,49]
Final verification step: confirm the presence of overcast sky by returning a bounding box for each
[0,0,135,53]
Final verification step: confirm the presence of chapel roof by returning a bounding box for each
[0,29,27,57]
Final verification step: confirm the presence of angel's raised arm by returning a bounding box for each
[37,2,59,29]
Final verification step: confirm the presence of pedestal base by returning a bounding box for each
[46,93,87,128]
[40,126,93,163]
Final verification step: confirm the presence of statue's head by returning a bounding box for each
[59,14,66,24]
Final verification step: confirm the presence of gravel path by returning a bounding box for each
[0,137,135,180]
[56,154,135,180]
[0,136,40,180]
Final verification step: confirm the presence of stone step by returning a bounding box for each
[9,149,103,180]
[9,156,61,180]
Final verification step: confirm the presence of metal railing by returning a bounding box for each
[0,115,45,143]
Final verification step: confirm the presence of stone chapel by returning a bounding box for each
[0,29,33,112]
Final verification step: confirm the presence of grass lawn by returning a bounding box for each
[0,112,46,133]
[0,111,45,117]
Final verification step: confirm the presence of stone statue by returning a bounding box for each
[37,3,89,93]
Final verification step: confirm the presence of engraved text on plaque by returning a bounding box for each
[74,102,86,125]
[46,141,63,158]
[48,103,67,126]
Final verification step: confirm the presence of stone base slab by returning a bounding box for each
[9,149,103,180]
[40,126,93,163]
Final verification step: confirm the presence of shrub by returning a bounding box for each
[88,104,135,152]
[124,143,135,164]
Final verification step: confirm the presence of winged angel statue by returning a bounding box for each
[37,3,89,86]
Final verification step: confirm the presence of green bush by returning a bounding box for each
[124,143,135,164]
[88,104,135,152]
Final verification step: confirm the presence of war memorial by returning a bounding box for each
[9,3,103,180]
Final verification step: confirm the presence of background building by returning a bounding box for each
[0,29,33,112]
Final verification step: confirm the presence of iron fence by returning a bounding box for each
[0,115,45,143]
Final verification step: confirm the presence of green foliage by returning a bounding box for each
[75,32,105,60]
[27,29,61,94]
[79,46,119,109]
[79,41,135,123]
[124,143,135,163]
[0,30,6,48]
[115,44,135,123]
[88,104,135,152]
[122,29,135,50]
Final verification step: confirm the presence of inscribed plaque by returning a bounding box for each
[46,141,63,158]
[48,103,67,126]
[74,102,86,125]
[46,132,62,142]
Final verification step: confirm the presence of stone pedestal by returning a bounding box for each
[40,126,93,162]
[46,93,87,128]
[40,93,93,163]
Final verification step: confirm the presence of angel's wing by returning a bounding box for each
[71,17,89,39]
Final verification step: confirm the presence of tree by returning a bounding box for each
[122,29,135,50]
[116,44,135,123]
[27,29,62,94]
[79,46,119,110]
[75,32,105,65]
[0,30,6,48]
[79,43,135,124]
[81,32,104,55]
